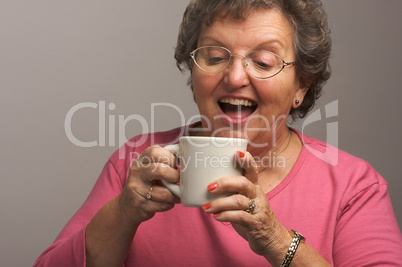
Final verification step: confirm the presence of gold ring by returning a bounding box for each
[246,198,255,213]
[146,186,153,200]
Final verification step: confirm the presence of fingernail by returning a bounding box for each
[202,203,211,210]
[213,212,221,218]
[237,151,245,158]
[207,183,218,192]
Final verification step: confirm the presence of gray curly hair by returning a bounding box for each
[174,0,332,119]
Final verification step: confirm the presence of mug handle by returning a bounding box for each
[161,144,181,197]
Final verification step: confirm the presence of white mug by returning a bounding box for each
[162,136,248,207]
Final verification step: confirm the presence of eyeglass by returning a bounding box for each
[190,46,295,79]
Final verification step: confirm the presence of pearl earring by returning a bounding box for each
[295,100,300,105]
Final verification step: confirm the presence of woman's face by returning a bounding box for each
[192,8,308,152]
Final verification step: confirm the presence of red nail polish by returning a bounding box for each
[213,212,221,218]
[238,151,245,158]
[207,183,218,191]
[202,203,211,210]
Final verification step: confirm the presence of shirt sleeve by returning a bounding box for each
[333,167,402,266]
[33,160,125,267]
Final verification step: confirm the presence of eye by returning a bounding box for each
[248,51,277,70]
[208,56,225,65]
[205,48,229,66]
[254,61,271,69]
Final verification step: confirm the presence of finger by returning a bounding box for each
[235,151,259,184]
[139,162,180,183]
[212,210,252,226]
[119,182,177,223]
[203,193,250,213]
[139,184,181,204]
[130,145,180,184]
[203,196,259,230]
[202,197,254,228]
[135,145,178,168]
[207,176,257,199]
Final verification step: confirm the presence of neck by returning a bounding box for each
[248,126,293,165]
[249,127,303,192]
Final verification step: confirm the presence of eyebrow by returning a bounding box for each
[199,37,286,55]
[254,40,285,53]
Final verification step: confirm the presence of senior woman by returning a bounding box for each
[35,0,402,266]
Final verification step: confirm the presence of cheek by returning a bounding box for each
[256,78,297,108]
[192,69,221,93]
[192,74,212,107]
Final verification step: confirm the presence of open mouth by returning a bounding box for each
[218,98,258,122]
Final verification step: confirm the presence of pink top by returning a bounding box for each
[35,124,402,266]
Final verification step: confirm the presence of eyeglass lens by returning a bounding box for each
[192,46,285,79]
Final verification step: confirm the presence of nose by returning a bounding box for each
[223,54,250,89]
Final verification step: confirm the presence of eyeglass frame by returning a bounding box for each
[190,46,296,79]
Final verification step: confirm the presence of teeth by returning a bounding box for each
[220,98,256,107]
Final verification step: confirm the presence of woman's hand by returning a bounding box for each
[85,145,180,267]
[118,145,181,225]
[201,151,290,263]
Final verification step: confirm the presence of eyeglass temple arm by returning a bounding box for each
[284,61,296,66]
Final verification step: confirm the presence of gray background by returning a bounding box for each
[1,1,401,266]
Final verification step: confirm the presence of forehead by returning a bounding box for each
[198,8,294,54]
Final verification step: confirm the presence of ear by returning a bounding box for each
[292,76,310,108]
